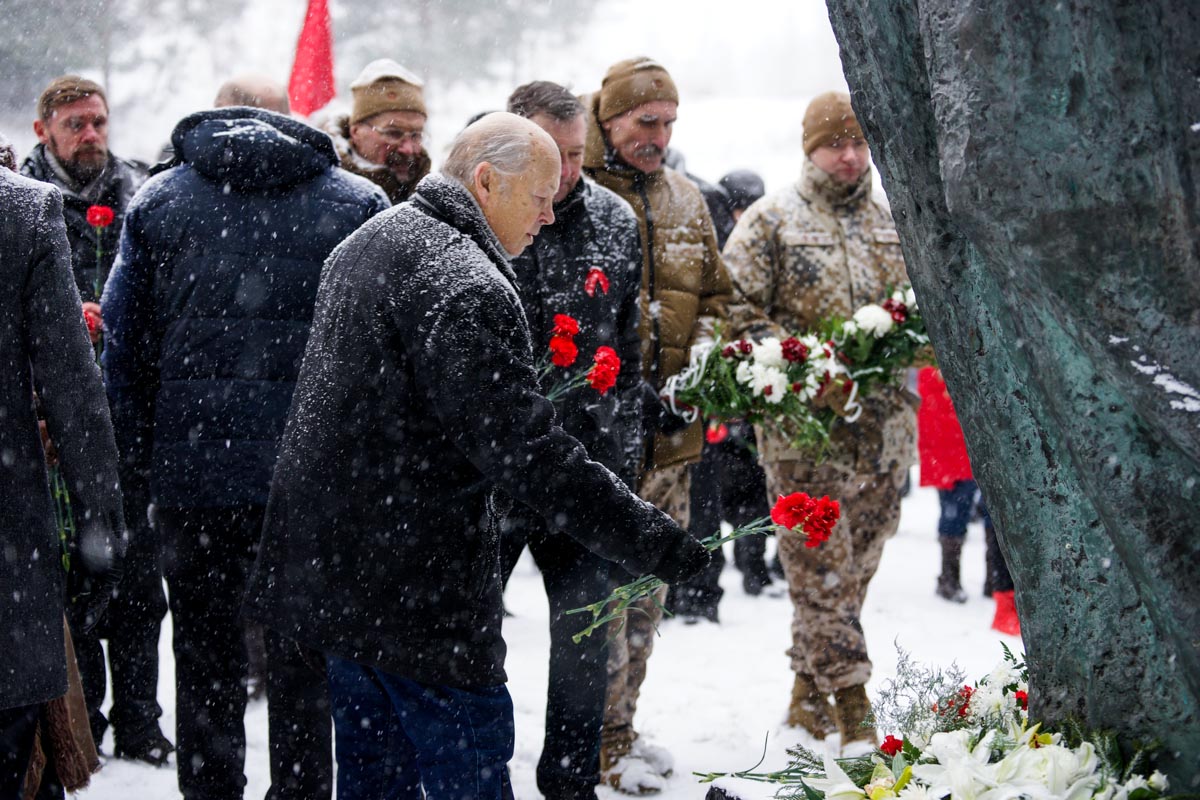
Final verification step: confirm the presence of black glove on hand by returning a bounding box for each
[650,532,712,586]
[67,515,128,633]
[640,381,692,438]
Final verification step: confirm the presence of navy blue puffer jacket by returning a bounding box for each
[102,107,389,509]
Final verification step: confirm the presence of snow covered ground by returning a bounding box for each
[81,476,1019,799]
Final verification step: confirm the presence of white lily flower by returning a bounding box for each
[905,287,917,308]
[910,730,998,800]
[805,750,867,800]
[1147,771,1169,792]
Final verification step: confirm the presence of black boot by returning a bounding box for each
[983,523,1000,597]
[936,537,968,603]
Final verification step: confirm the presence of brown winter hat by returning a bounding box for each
[598,57,679,121]
[37,75,107,122]
[350,59,426,125]
[802,91,864,155]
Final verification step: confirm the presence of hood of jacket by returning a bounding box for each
[171,107,337,192]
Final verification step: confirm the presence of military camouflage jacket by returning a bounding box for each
[723,159,916,475]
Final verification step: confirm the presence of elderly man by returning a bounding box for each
[323,58,431,203]
[244,112,708,800]
[581,56,735,793]
[19,74,168,766]
[0,166,125,796]
[501,81,644,800]
[723,91,915,756]
[103,106,388,800]
[214,74,290,113]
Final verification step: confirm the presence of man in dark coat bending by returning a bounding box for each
[243,112,709,800]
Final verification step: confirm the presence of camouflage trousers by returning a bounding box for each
[602,462,691,752]
[763,460,904,694]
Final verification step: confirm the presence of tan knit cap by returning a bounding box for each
[350,59,426,125]
[802,91,864,155]
[598,57,679,121]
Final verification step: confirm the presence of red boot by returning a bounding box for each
[991,590,1021,636]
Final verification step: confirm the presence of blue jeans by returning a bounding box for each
[937,479,978,538]
[327,657,515,800]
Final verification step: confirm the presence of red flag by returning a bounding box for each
[288,0,335,117]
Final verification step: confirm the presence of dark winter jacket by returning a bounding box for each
[21,144,146,303]
[510,177,644,486]
[101,107,389,511]
[243,173,709,689]
[1,170,125,709]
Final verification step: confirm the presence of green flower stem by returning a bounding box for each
[568,517,778,643]
[50,465,74,572]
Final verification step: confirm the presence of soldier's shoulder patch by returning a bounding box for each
[872,228,901,244]
[781,230,836,247]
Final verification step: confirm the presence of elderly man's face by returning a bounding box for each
[602,100,677,174]
[350,110,426,180]
[809,137,871,186]
[33,94,109,183]
[478,144,560,257]
[529,112,586,204]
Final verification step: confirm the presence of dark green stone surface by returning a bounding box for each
[824,0,1200,784]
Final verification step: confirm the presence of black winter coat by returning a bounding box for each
[1,170,125,709]
[510,178,643,485]
[101,108,389,510]
[244,174,707,689]
[21,144,146,303]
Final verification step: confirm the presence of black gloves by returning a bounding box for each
[650,531,712,586]
[66,514,128,633]
[640,381,692,438]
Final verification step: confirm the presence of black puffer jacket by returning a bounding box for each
[1,170,124,709]
[511,177,644,485]
[102,107,389,510]
[244,174,708,689]
[21,144,145,303]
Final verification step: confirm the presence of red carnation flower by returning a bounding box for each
[549,334,578,367]
[781,337,808,363]
[736,340,753,355]
[880,735,903,757]
[586,346,620,394]
[87,205,115,228]
[1014,690,1028,710]
[705,421,729,444]
[882,298,908,323]
[82,305,103,342]
[722,344,738,359]
[552,314,580,338]
[584,268,610,297]
[771,492,840,547]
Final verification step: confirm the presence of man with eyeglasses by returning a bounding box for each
[19,74,171,770]
[323,59,431,204]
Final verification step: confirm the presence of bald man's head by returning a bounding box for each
[443,112,561,256]
[214,75,290,114]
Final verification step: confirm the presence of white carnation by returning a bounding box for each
[853,303,894,337]
[747,363,789,403]
[905,286,917,308]
[751,337,787,369]
[735,360,754,386]
[841,320,859,337]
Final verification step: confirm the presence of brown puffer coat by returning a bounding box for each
[322,113,431,204]
[582,93,735,469]
[723,159,916,476]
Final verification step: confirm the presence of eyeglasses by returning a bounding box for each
[369,126,423,145]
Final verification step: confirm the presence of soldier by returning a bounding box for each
[582,57,736,793]
[20,75,171,766]
[723,91,916,756]
[322,59,431,204]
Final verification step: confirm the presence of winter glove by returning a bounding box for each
[650,532,712,586]
[639,381,691,438]
[66,514,128,634]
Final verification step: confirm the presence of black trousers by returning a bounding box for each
[71,515,168,746]
[500,513,615,800]
[159,506,331,800]
[0,704,38,800]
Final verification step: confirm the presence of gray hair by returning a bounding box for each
[442,113,536,187]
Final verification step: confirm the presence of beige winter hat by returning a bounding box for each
[598,57,679,121]
[350,59,426,125]
[802,91,864,155]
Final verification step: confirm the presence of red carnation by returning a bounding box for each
[781,337,808,363]
[82,305,103,342]
[586,346,620,394]
[584,268,610,297]
[705,421,729,444]
[770,492,840,547]
[722,344,738,359]
[549,334,578,367]
[1014,690,1028,710]
[880,735,903,757]
[552,314,580,338]
[882,298,908,323]
[736,340,753,355]
[87,205,115,228]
